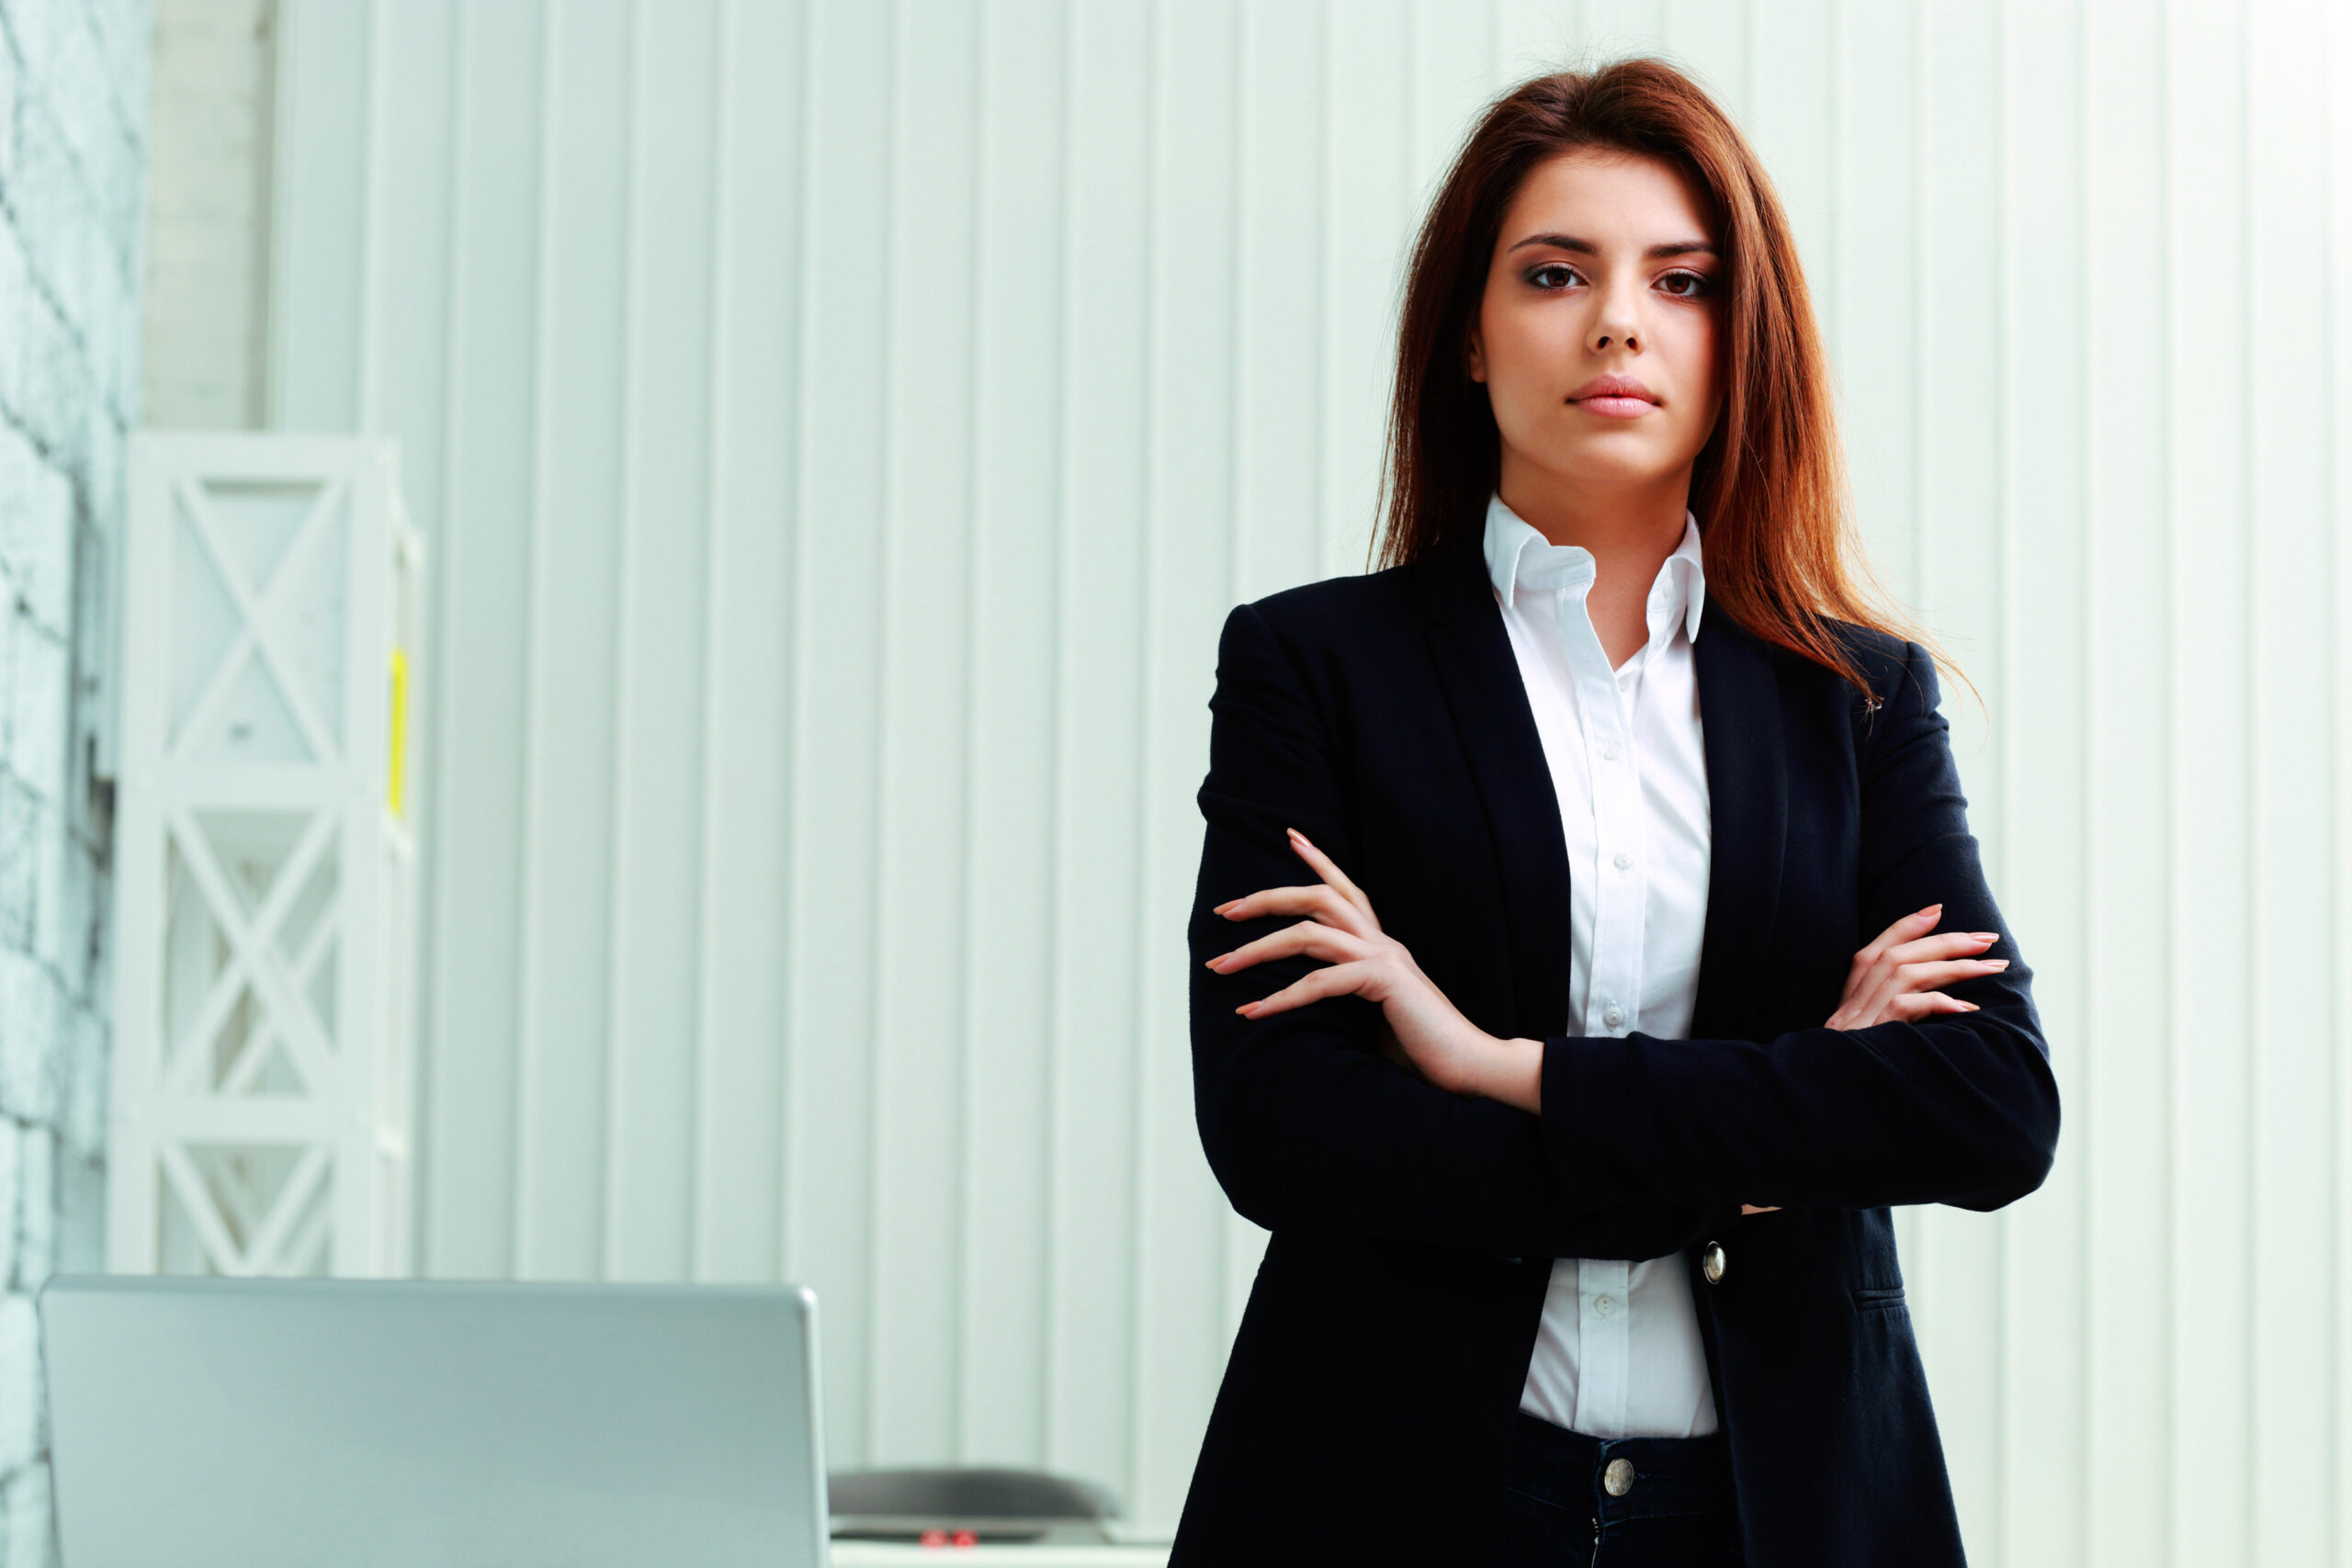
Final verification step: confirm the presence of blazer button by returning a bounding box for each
[1702,1241,1726,1284]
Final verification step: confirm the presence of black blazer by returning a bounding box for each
[1170,529,2060,1567]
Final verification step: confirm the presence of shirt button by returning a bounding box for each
[1612,851,1631,870]
[1603,1458,1636,1496]
[1600,743,1621,761]
[1593,1294,1614,1315]
[1601,1005,1624,1028]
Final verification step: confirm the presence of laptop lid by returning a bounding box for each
[39,1274,830,1568]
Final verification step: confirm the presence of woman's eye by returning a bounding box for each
[1526,262,1580,289]
[1658,270,1711,298]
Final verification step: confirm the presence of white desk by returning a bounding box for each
[831,1544,1169,1566]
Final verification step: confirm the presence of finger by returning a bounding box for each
[1285,829,1381,933]
[1235,960,1375,1018]
[1883,930,2001,966]
[1891,956,2009,991]
[1885,991,1981,1021]
[1739,1203,1781,1215]
[1216,883,1373,936]
[1852,904,1944,969]
[1206,919,1372,975]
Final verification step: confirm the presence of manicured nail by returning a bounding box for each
[1213,900,1235,914]
[1959,1001,1980,1011]
[1970,932,1997,942]
[1918,903,1942,914]
[1235,1002,1256,1016]
[1982,959,2008,968]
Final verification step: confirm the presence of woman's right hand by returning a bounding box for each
[1826,903,2006,1030]
[1740,905,2005,1217]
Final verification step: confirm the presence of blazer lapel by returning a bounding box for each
[1688,610,1786,1041]
[1418,536,1577,1038]
[1415,532,1790,1044]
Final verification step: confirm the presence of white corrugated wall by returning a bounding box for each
[260,0,2352,1555]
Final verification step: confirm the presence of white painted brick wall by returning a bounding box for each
[0,0,149,1562]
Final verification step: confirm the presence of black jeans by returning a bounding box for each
[1497,1411,1745,1566]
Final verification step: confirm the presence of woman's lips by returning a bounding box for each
[1570,395,1657,418]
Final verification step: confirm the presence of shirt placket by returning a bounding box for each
[1554,573,1648,1438]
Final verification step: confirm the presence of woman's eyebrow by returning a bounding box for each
[1507,232,1719,259]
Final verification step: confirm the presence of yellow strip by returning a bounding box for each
[388,647,409,818]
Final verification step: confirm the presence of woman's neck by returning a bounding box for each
[1497,460,1691,556]
[1498,460,1696,669]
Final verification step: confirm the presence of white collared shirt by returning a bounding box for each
[1483,491,1720,1439]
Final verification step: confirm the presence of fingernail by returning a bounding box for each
[1204,956,1225,970]
[1234,1002,1256,1016]
[1960,1001,1980,1011]
[1971,932,1997,942]
[1982,959,2008,968]
[1919,903,1942,914]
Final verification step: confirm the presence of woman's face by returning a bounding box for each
[1466,148,1725,504]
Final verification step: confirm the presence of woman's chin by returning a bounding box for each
[1516,443,1692,494]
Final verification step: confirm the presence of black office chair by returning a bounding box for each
[828,1466,1123,1544]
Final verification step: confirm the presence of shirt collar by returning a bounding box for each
[1480,491,1708,643]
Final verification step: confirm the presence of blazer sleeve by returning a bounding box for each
[1537,638,2063,1213]
[1190,600,1714,1259]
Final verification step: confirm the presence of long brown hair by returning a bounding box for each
[1374,56,1964,708]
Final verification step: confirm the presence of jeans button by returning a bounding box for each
[1603,1457,1635,1496]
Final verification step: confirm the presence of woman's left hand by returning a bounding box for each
[1205,828,1529,1103]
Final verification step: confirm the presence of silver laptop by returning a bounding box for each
[39,1275,831,1568]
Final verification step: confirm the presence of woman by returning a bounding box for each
[1172,57,2057,1568]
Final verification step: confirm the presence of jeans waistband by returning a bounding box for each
[1504,1411,1736,1526]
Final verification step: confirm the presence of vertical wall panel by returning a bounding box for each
[262,0,2352,1543]
[2332,8,2352,1557]
[781,0,895,1470]
[1661,0,1746,123]
[2081,9,2173,1563]
[1745,0,1833,307]
[1232,2,1326,608]
[2167,1,2255,1561]
[1836,2,1921,612]
[604,0,720,1282]
[268,0,371,431]
[1913,3,2008,1551]
[1046,0,1151,1490]
[2246,2,2336,1561]
[959,0,1067,1468]
[1130,0,1243,1524]
[1218,0,1328,1339]
[865,0,980,1462]
[1319,0,1411,579]
[1583,0,1670,64]
[691,0,804,1286]
[513,0,628,1283]
[1495,0,1575,76]
[415,0,545,1280]
[1996,0,2090,1561]
[1408,0,1497,210]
